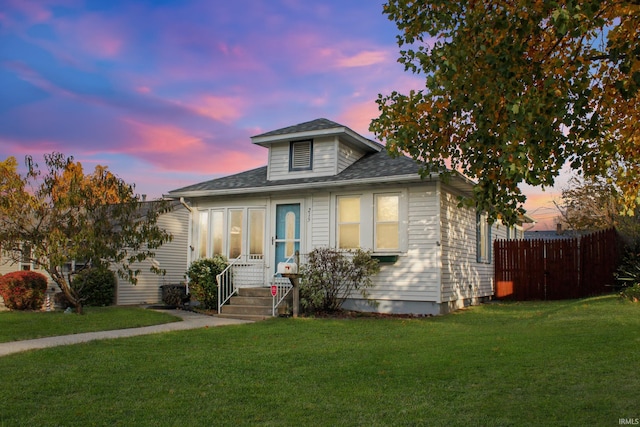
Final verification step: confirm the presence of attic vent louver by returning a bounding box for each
[290,140,312,170]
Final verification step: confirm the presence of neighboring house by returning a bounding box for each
[167,118,526,315]
[115,201,190,305]
[524,224,587,241]
[0,202,189,308]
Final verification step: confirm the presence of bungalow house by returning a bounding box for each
[167,118,525,315]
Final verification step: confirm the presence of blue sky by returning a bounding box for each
[0,0,561,228]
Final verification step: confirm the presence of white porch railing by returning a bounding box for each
[271,276,293,316]
[216,255,266,313]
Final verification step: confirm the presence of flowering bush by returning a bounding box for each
[0,271,48,310]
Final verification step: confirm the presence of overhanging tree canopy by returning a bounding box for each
[371,0,640,224]
[0,153,172,313]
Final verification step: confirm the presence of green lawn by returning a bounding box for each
[0,295,638,426]
[0,306,180,342]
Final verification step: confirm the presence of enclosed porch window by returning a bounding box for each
[195,207,265,261]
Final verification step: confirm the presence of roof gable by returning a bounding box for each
[251,118,381,153]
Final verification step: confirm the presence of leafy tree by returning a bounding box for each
[371,0,640,225]
[0,153,172,314]
[556,176,640,241]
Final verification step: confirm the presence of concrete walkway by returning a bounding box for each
[0,309,253,357]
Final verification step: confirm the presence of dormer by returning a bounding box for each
[251,118,381,181]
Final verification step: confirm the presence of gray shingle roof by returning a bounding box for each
[167,149,425,196]
[252,118,350,138]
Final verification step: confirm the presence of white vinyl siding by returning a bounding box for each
[365,184,440,303]
[439,187,503,303]
[267,136,338,180]
[337,141,366,173]
[117,205,190,305]
[310,194,330,248]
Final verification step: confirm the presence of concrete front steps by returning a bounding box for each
[217,287,275,321]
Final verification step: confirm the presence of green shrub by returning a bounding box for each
[161,284,188,307]
[0,271,48,310]
[620,284,640,302]
[299,247,379,313]
[72,267,116,307]
[616,240,640,301]
[186,256,228,310]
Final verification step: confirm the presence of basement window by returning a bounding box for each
[289,140,313,171]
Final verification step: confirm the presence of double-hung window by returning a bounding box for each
[336,193,402,252]
[375,194,399,251]
[337,196,361,249]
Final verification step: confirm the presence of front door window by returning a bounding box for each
[275,204,300,268]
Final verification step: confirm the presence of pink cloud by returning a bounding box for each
[5,61,76,98]
[186,95,246,124]
[51,13,127,58]
[120,118,266,175]
[123,119,206,155]
[337,100,381,138]
[335,50,389,68]
[5,0,53,23]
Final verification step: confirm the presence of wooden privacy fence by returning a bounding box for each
[494,228,618,300]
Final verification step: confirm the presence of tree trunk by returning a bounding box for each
[47,268,84,315]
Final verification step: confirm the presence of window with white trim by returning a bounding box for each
[375,194,399,251]
[194,208,264,261]
[211,210,224,256]
[197,211,208,259]
[289,140,312,171]
[228,209,243,259]
[337,196,360,249]
[477,212,491,263]
[248,209,265,259]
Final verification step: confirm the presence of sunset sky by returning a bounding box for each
[0,0,564,230]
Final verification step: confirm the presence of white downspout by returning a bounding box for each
[180,197,193,294]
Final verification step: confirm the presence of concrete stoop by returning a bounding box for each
[217,287,278,321]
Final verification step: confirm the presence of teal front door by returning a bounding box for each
[274,204,300,269]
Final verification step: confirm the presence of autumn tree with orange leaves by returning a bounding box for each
[371,0,640,225]
[0,153,172,313]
